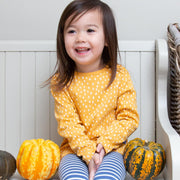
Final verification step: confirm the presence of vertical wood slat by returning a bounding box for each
[5,52,21,156]
[0,52,5,150]
[35,52,50,139]
[119,51,126,67]
[125,52,141,140]
[122,51,155,141]
[49,52,63,145]
[21,52,36,142]
[140,52,155,141]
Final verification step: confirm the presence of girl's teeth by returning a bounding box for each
[76,48,89,52]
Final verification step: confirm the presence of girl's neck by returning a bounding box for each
[75,61,105,73]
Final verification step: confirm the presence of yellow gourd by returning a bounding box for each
[16,139,60,180]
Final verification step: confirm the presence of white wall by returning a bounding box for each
[0,0,180,41]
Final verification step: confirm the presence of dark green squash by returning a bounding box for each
[0,150,16,180]
[124,138,166,180]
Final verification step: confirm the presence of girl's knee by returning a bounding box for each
[94,152,126,180]
[58,154,89,180]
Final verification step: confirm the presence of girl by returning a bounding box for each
[50,0,139,179]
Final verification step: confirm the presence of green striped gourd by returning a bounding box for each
[124,138,166,180]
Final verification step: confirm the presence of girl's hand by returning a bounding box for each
[88,144,106,180]
[88,153,99,180]
[96,143,105,167]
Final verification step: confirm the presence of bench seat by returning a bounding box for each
[0,39,179,180]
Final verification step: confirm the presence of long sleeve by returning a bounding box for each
[51,88,96,164]
[97,68,139,154]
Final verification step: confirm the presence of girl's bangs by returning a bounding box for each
[65,7,100,28]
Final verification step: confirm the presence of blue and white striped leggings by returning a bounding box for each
[58,152,126,180]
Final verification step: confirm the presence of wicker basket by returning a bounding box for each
[167,23,180,135]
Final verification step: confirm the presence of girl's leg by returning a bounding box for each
[58,154,89,180]
[94,152,126,180]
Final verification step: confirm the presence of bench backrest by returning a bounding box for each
[0,40,156,157]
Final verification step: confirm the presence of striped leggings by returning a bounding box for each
[58,152,126,180]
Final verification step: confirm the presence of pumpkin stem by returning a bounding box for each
[144,140,149,147]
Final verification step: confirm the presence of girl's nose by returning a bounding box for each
[76,32,86,43]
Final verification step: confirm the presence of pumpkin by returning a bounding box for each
[124,138,166,180]
[16,139,60,180]
[0,150,16,180]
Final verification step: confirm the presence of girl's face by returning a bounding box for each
[64,9,106,73]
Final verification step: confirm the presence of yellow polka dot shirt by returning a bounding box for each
[51,65,139,164]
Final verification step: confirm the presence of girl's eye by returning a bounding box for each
[68,30,76,34]
[87,29,95,33]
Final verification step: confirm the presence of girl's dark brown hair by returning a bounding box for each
[50,0,119,91]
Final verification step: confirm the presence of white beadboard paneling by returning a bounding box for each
[49,52,57,76]
[119,41,155,52]
[5,52,21,156]
[0,40,157,158]
[140,52,155,141]
[125,52,141,140]
[49,52,62,145]
[21,52,36,142]
[0,52,5,150]
[35,52,50,139]
[119,51,126,66]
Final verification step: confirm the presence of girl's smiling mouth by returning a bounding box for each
[75,47,90,54]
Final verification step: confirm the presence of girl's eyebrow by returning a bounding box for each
[67,24,99,29]
[86,24,99,28]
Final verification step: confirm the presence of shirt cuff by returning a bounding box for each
[77,143,96,164]
[97,137,113,154]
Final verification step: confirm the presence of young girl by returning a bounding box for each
[50,0,139,179]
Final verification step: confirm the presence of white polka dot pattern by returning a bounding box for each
[51,65,139,164]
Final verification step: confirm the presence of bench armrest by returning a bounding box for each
[156,39,180,180]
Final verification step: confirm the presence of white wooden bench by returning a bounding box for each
[0,40,179,180]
